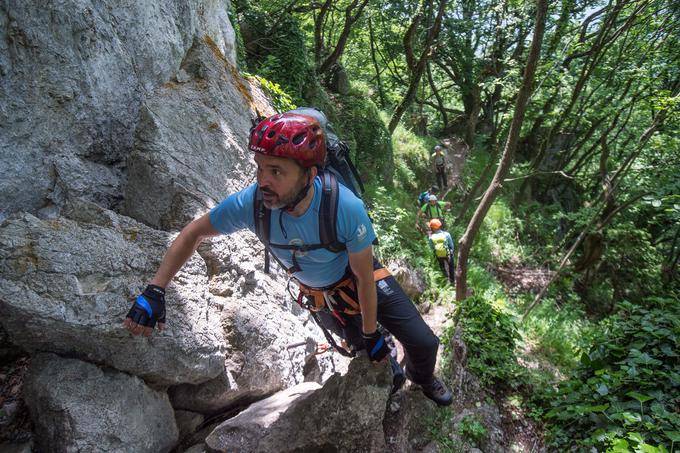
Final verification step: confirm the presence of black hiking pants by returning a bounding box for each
[435,164,447,188]
[316,260,439,386]
[437,255,455,283]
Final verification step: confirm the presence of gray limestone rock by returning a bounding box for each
[175,410,205,443]
[169,235,351,415]
[205,357,392,453]
[387,259,427,301]
[383,388,443,452]
[0,0,235,217]
[0,210,225,386]
[24,353,178,453]
[124,36,273,231]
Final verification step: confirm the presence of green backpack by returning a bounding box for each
[431,234,449,258]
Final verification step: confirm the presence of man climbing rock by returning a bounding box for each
[123,111,453,406]
[428,219,455,283]
[431,145,448,189]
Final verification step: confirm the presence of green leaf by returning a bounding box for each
[664,431,680,442]
[626,392,654,403]
[611,437,630,451]
[637,443,660,453]
[585,404,610,413]
[622,412,642,424]
[628,432,644,444]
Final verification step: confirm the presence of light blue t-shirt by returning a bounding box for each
[209,176,376,288]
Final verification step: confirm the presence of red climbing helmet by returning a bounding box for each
[249,113,326,168]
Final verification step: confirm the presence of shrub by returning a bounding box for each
[537,297,680,452]
[448,295,522,389]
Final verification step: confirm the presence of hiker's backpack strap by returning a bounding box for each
[254,189,273,274]
[341,143,365,194]
[319,172,346,253]
[254,175,349,275]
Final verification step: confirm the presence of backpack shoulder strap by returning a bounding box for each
[254,189,274,273]
[319,171,346,253]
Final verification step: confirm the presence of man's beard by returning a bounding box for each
[261,176,309,210]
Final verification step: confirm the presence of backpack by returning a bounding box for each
[253,107,371,274]
[418,191,430,206]
[424,202,444,220]
[431,233,449,258]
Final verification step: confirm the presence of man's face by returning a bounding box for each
[254,153,313,209]
[429,199,437,205]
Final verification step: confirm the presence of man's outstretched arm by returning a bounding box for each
[150,213,221,288]
[123,213,221,336]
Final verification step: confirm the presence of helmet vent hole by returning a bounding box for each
[292,133,306,145]
[309,139,317,149]
[267,130,276,138]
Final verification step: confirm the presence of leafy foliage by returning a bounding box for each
[248,75,297,113]
[332,82,394,185]
[457,414,488,447]
[233,1,319,104]
[536,297,680,452]
[449,295,522,388]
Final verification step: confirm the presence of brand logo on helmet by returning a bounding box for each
[250,145,266,152]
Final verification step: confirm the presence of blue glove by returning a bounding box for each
[125,285,166,333]
[363,330,390,362]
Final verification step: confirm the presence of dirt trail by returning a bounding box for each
[417,135,549,450]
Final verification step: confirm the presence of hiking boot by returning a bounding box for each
[404,369,453,406]
[421,377,453,406]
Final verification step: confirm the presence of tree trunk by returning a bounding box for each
[388,0,446,134]
[454,144,499,225]
[368,16,386,108]
[455,0,548,301]
[426,61,447,126]
[317,0,370,76]
[314,0,333,66]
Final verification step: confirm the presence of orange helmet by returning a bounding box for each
[429,219,442,230]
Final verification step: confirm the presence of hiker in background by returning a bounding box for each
[428,219,455,283]
[417,185,439,208]
[431,145,447,189]
[123,111,453,406]
[416,194,451,233]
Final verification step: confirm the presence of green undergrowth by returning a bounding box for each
[532,297,680,452]
[446,295,523,389]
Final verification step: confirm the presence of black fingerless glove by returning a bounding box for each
[363,330,390,362]
[126,284,166,328]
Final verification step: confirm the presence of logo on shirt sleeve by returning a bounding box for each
[356,224,368,242]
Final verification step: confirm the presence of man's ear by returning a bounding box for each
[308,166,318,182]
